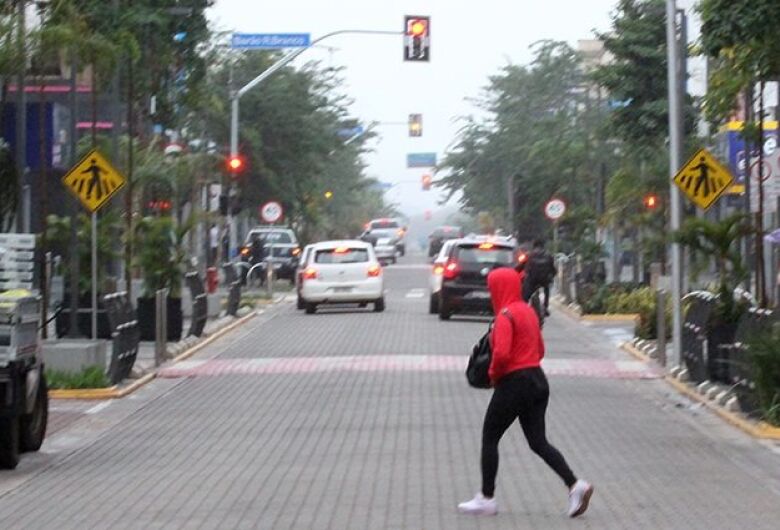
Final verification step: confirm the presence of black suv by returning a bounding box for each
[438,238,518,320]
[240,227,301,282]
[428,226,464,258]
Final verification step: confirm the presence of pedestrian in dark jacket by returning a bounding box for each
[458,268,593,517]
[522,239,556,315]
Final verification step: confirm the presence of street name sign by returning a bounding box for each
[544,198,567,221]
[231,33,311,49]
[62,149,126,213]
[673,148,734,211]
[260,201,284,224]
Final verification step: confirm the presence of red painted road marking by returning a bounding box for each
[158,356,662,380]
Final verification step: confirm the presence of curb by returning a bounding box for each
[551,298,638,323]
[620,341,780,441]
[49,310,259,400]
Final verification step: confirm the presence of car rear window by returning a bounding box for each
[315,248,370,264]
[249,231,295,244]
[370,220,400,229]
[455,244,515,265]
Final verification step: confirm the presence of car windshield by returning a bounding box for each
[249,231,294,244]
[315,248,369,264]
[455,244,515,265]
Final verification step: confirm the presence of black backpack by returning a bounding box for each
[466,309,514,389]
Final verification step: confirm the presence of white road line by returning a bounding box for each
[85,401,112,415]
[405,289,426,299]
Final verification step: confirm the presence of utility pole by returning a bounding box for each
[666,0,684,367]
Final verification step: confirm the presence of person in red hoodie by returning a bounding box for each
[458,267,593,518]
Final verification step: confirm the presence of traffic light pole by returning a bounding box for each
[227,30,401,255]
[666,0,684,368]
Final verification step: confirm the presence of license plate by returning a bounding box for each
[273,263,283,270]
[333,286,353,293]
[467,291,490,299]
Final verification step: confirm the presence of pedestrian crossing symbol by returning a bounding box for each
[673,148,734,211]
[62,149,126,213]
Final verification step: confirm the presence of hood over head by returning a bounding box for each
[487,267,522,314]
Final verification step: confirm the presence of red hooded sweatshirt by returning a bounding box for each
[487,267,545,384]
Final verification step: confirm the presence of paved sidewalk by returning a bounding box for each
[1,266,779,529]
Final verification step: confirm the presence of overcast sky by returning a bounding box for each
[208,0,700,218]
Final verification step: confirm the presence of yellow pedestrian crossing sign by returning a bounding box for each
[62,149,126,213]
[673,148,734,210]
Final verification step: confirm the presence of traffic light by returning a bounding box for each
[409,114,423,137]
[225,154,246,176]
[324,190,333,200]
[404,15,430,61]
[421,174,432,191]
[643,193,660,210]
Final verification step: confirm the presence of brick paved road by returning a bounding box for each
[1,256,779,529]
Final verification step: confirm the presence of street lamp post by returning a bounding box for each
[225,30,400,254]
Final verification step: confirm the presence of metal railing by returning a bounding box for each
[103,291,140,383]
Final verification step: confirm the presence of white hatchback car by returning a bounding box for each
[299,240,385,314]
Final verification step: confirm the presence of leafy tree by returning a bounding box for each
[439,41,596,242]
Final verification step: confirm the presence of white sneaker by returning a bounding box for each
[458,493,498,516]
[568,480,594,518]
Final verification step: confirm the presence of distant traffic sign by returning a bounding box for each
[260,201,284,224]
[544,198,566,221]
[673,148,734,211]
[231,33,310,49]
[407,152,437,168]
[62,149,126,213]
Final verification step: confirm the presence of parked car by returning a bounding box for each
[428,226,464,258]
[299,240,385,314]
[365,218,407,256]
[240,226,301,282]
[437,238,519,320]
[294,244,315,310]
[361,228,402,264]
[428,239,460,314]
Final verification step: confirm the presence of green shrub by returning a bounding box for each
[46,366,111,389]
[602,286,671,340]
[746,325,780,426]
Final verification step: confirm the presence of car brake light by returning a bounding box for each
[367,265,382,277]
[303,268,318,280]
[517,252,528,264]
[479,242,494,250]
[240,246,250,257]
[334,246,349,254]
[443,261,460,280]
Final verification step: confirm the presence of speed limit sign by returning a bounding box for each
[544,198,566,221]
[260,201,284,224]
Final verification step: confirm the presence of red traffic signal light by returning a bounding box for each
[643,193,660,210]
[404,15,430,62]
[226,155,246,174]
[421,174,432,191]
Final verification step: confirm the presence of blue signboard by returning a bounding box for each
[407,152,437,168]
[723,122,779,193]
[337,126,364,138]
[231,33,311,49]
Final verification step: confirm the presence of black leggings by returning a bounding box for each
[481,368,576,497]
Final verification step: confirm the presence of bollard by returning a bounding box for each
[155,288,168,366]
[656,289,667,367]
